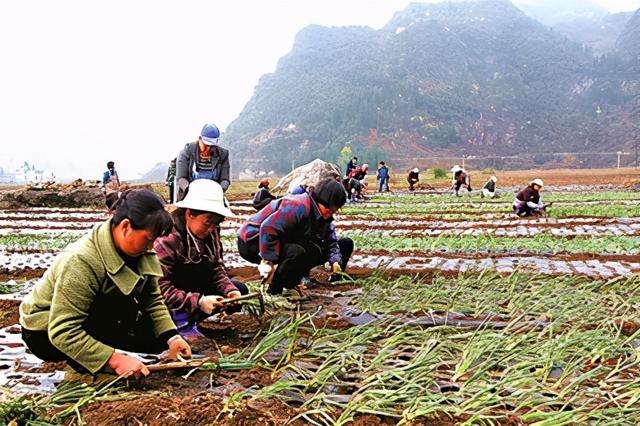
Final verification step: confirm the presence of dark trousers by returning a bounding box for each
[168,184,175,203]
[238,237,354,294]
[22,312,167,375]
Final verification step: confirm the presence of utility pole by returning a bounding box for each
[617,151,622,169]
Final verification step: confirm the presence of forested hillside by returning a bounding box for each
[221,0,640,173]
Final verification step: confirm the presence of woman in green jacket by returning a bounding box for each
[20,190,191,378]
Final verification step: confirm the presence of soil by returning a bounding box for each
[0,299,20,328]
[0,268,45,281]
[76,393,300,426]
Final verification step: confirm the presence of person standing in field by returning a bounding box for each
[376,161,390,192]
[175,123,231,202]
[345,156,358,177]
[166,158,177,203]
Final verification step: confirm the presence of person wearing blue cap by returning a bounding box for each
[175,123,231,202]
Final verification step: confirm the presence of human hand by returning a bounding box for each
[199,295,224,314]
[107,351,149,379]
[226,290,241,300]
[167,336,192,360]
[258,260,273,278]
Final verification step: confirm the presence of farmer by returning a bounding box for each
[407,168,419,191]
[102,161,120,187]
[253,178,277,211]
[175,123,231,202]
[481,176,498,199]
[346,163,369,201]
[451,165,472,196]
[166,158,177,203]
[154,180,248,332]
[237,178,353,295]
[345,156,358,177]
[19,190,191,378]
[513,178,545,217]
[376,161,390,192]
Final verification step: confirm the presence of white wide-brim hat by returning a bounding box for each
[175,179,236,217]
[530,178,544,187]
[450,165,462,172]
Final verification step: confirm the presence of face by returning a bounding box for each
[534,184,542,192]
[186,209,224,238]
[114,219,157,257]
[317,203,339,220]
[198,138,213,156]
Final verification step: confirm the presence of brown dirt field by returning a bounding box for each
[0,268,45,281]
[0,299,20,328]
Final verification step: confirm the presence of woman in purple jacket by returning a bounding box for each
[154,180,247,331]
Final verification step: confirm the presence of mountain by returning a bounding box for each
[616,9,640,61]
[550,12,633,56]
[222,0,640,172]
[516,0,607,26]
[137,161,169,183]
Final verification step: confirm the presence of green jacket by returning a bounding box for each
[19,219,177,374]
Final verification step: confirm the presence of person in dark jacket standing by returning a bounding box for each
[407,168,419,191]
[166,158,177,203]
[175,123,231,202]
[237,179,353,295]
[513,178,545,216]
[154,180,247,332]
[19,190,191,378]
[253,178,276,211]
[345,156,358,177]
[376,161,390,192]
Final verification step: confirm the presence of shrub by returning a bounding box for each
[433,167,447,179]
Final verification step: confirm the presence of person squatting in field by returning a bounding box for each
[19,190,191,378]
[451,165,472,196]
[344,163,368,201]
[481,176,499,199]
[253,178,277,211]
[513,178,546,216]
[175,123,231,202]
[154,180,248,334]
[237,178,353,295]
[407,168,419,191]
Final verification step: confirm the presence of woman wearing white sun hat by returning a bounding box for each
[481,176,499,199]
[154,179,248,332]
[407,168,420,191]
[513,178,545,216]
[451,165,472,196]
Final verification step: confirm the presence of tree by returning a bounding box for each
[337,145,353,171]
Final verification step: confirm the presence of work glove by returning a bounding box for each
[167,335,192,361]
[324,261,342,273]
[107,351,150,379]
[258,260,273,279]
[198,295,224,314]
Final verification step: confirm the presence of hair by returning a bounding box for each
[111,189,173,238]
[107,161,115,168]
[313,178,347,209]
[379,161,385,166]
[353,157,358,161]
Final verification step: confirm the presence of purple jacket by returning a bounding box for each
[154,213,236,322]
[237,193,341,265]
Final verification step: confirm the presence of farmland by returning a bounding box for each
[1,179,640,425]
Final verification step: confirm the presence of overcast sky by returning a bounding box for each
[1,0,638,179]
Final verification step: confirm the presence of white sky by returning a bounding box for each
[0,0,638,179]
